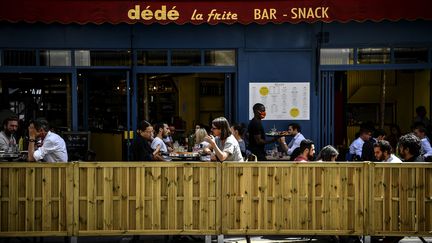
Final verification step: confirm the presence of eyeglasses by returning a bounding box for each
[211,126,219,130]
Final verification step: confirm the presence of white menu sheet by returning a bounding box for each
[249,82,310,120]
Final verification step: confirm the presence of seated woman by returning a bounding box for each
[316,145,339,162]
[194,128,211,161]
[204,117,244,162]
[195,128,210,149]
[230,122,248,158]
[132,120,163,161]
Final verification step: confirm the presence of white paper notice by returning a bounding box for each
[249,82,310,120]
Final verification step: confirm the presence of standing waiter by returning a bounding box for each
[247,103,276,161]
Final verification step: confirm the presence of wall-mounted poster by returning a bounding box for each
[249,82,310,120]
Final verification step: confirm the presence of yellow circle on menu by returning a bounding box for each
[290,108,300,117]
[259,86,269,96]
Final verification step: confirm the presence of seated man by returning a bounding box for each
[0,116,19,152]
[279,123,305,156]
[151,122,171,161]
[373,140,402,162]
[361,129,386,161]
[398,133,424,162]
[27,118,68,162]
[348,128,371,161]
[413,125,432,160]
[294,139,315,162]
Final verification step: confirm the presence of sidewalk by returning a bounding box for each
[1,236,431,243]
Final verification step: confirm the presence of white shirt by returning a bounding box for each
[287,132,305,155]
[0,131,17,151]
[349,137,365,157]
[33,131,68,162]
[420,138,432,158]
[151,137,168,153]
[385,154,402,163]
[163,136,173,144]
[215,135,244,162]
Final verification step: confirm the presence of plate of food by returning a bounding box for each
[169,152,200,158]
[266,131,289,137]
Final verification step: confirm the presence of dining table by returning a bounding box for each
[0,151,27,161]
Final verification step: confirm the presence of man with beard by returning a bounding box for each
[247,103,276,161]
[398,133,424,162]
[151,122,171,161]
[373,140,402,162]
[294,139,315,162]
[0,116,19,152]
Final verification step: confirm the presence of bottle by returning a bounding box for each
[272,144,278,157]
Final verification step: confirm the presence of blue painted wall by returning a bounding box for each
[1,20,431,148]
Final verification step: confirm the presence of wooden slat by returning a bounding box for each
[168,166,177,230]
[399,168,408,231]
[258,167,267,230]
[274,166,283,231]
[9,168,18,231]
[135,166,143,230]
[183,166,193,230]
[339,167,346,231]
[103,167,113,230]
[416,168,425,232]
[292,165,299,229]
[211,164,218,231]
[120,167,129,230]
[239,166,251,232]
[152,167,161,229]
[87,167,96,230]
[199,167,208,229]
[26,167,35,231]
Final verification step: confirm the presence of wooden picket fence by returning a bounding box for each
[0,163,74,237]
[0,162,431,237]
[222,162,366,235]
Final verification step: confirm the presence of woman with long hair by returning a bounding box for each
[316,145,339,162]
[204,117,244,162]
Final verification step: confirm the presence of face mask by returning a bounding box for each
[258,111,266,119]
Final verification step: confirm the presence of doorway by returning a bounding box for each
[137,73,234,142]
[77,70,130,161]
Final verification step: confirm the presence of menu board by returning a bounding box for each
[249,82,310,120]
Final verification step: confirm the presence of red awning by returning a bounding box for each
[1,0,431,25]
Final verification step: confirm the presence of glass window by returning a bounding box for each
[394,48,428,63]
[172,50,201,66]
[320,48,354,65]
[357,48,391,64]
[75,50,90,66]
[204,50,236,66]
[40,50,71,66]
[137,50,168,66]
[3,50,36,66]
[90,50,131,66]
[0,73,71,129]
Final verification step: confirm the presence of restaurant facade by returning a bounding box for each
[1,0,432,160]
